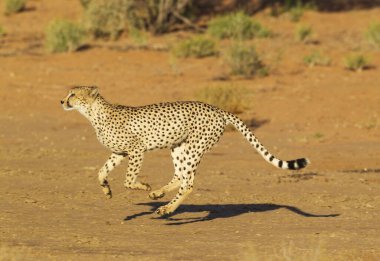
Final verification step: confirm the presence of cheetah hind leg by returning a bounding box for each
[149,177,180,200]
[156,147,201,216]
[149,145,183,200]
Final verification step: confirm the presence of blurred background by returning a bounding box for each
[1,0,380,260]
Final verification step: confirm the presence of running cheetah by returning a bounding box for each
[61,86,309,216]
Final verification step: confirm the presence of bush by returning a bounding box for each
[289,5,304,22]
[207,12,272,40]
[126,0,194,34]
[295,24,312,42]
[79,0,92,8]
[46,19,85,53]
[128,26,148,47]
[172,36,217,58]
[4,0,26,15]
[344,54,370,72]
[366,22,380,49]
[303,51,331,67]
[0,26,5,37]
[81,0,194,37]
[224,42,267,78]
[195,85,248,114]
[82,0,131,40]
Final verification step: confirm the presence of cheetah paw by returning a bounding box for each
[156,205,174,216]
[141,182,152,191]
[102,187,112,199]
[149,190,165,200]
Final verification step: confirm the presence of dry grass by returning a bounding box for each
[344,54,370,72]
[0,25,5,37]
[4,0,26,15]
[366,22,380,49]
[224,42,268,78]
[82,0,130,40]
[304,51,331,67]
[207,11,272,40]
[295,24,313,43]
[45,19,85,53]
[172,36,217,58]
[195,85,249,114]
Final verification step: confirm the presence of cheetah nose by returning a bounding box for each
[60,100,64,104]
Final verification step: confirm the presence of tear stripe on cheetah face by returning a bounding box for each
[62,86,310,216]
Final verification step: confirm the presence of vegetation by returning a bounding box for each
[270,0,315,21]
[0,26,5,37]
[303,51,331,67]
[79,0,92,8]
[224,42,267,78]
[195,85,248,114]
[344,54,370,71]
[82,0,130,40]
[288,2,304,22]
[207,12,272,40]
[366,22,380,49]
[45,19,85,53]
[128,26,148,48]
[295,24,313,43]
[4,0,26,15]
[172,36,217,58]
[81,0,194,37]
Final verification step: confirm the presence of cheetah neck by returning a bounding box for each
[79,95,112,125]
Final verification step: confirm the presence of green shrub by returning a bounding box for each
[195,85,248,114]
[81,0,193,36]
[289,5,304,22]
[125,0,194,34]
[46,19,85,53]
[172,36,217,58]
[79,0,92,8]
[128,26,148,47]
[344,54,370,71]
[224,42,267,78]
[366,22,380,48]
[0,26,5,37]
[4,0,26,15]
[207,12,272,40]
[82,0,131,40]
[295,24,312,42]
[303,51,331,67]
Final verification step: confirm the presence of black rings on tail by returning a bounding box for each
[286,158,310,170]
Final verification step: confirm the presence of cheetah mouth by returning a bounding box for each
[66,101,73,108]
[63,100,74,111]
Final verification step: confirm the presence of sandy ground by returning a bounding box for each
[1,1,380,260]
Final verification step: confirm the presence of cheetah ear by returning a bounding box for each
[89,87,99,98]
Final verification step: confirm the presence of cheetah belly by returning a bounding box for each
[141,126,188,150]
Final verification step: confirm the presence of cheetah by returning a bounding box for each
[61,86,310,216]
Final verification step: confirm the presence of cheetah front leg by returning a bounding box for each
[124,150,151,191]
[98,153,127,199]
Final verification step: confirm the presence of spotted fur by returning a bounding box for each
[61,86,310,216]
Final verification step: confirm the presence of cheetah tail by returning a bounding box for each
[223,112,310,170]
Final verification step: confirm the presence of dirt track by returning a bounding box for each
[1,1,380,260]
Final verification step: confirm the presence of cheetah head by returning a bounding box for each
[61,86,99,111]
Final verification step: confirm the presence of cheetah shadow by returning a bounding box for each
[124,202,339,225]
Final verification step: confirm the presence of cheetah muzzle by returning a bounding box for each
[61,86,310,216]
